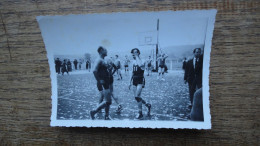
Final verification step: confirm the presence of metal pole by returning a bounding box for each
[156,19,159,72]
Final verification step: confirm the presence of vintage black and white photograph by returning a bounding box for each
[37,10,216,129]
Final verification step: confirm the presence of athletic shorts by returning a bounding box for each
[148,64,151,67]
[133,76,145,88]
[159,65,165,68]
[96,77,113,91]
[124,65,128,67]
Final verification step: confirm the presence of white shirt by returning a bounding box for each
[193,57,199,69]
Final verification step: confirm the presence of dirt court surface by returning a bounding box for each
[57,70,192,121]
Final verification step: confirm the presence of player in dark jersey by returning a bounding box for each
[86,59,91,72]
[146,56,153,76]
[90,46,112,120]
[129,48,151,119]
[157,53,168,81]
[124,55,130,76]
[98,58,123,113]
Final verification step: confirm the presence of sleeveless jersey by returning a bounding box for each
[97,60,109,79]
[133,60,144,77]
[147,59,152,66]
[124,59,129,66]
[159,58,166,66]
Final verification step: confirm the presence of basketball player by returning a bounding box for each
[114,55,122,80]
[129,48,151,119]
[124,55,130,76]
[98,58,123,113]
[146,56,153,76]
[90,46,112,120]
[157,53,168,81]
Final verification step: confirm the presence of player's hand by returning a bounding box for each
[128,84,131,90]
[99,80,105,85]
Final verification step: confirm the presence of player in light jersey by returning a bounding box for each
[114,55,122,80]
[129,48,151,119]
[157,53,168,81]
[124,55,130,76]
[146,56,153,76]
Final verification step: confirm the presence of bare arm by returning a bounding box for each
[129,63,133,89]
[112,63,117,75]
[93,59,101,83]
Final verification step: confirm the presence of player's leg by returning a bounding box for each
[99,91,104,104]
[126,66,129,75]
[90,83,107,119]
[157,67,162,79]
[103,88,112,120]
[135,84,144,119]
[147,66,150,76]
[116,69,120,80]
[149,67,152,76]
[161,67,165,81]
[110,83,119,105]
[146,67,149,76]
[97,82,104,113]
[136,83,151,116]
[110,83,123,113]
[118,69,122,79]
[62,68,64,75]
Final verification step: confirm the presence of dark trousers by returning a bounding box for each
[188,82,196,105]
[55,66,60,74]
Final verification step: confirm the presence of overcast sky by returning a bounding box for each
[38,10,211,59]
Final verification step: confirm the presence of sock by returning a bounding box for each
[105,105,110,116]
[138,101,142,114]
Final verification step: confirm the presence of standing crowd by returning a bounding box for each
[55,58,92,75]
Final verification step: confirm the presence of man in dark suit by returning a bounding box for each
[184,48,203,107]
[73,59,78,70]
[55,58,61,74]
[182,57,187,81]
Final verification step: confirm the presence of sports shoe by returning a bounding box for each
[104,115,111,120]
[90,110,95,120]
[146,103,151,116]
[161,78,165,81]
[115,104,123,113]
[136,113,143,120]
